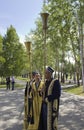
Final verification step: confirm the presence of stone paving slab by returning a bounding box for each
[0,88,84,130]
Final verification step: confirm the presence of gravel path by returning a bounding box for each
[0,88,84,130]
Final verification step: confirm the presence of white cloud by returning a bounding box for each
[20,33,34,44]
[18,34,25,44]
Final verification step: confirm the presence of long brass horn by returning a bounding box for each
[24,41,32,130]
[40,13,49,81]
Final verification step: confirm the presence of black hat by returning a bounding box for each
[32,72,36,76]
[46,66,54,73]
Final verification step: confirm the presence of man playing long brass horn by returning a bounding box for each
[38,66,61,130]
[27,72,44,130]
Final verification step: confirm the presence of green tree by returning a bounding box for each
[26,0,83,84]
[0,35,5,77]
[2,25,25,76]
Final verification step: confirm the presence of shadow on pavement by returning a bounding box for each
[0,89,24,130]
[58,92,84,130]
[0,89,84,130]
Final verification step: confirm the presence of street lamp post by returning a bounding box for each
[40,12,49,81]
[24,41,32,130]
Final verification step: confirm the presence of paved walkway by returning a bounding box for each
[0,88,24,130]
[0,88,84,130]
[58,92,84,130]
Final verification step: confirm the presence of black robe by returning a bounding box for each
[38,78,61,130]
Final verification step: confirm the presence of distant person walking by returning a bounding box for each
[6,77,10,90]
[11,76,15,90]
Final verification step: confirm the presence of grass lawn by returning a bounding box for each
[64,86,84,96]
[0,83,24,89]
[16,76,27,81]
[0,76,27,89]
[0,84,6,88]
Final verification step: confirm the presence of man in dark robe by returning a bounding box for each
[24,72,36,129]
[38,66,61,130]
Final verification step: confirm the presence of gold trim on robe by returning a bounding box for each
[28,81,44,130]
[47,79,58,130]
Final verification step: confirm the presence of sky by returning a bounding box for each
[0,0,43,43]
